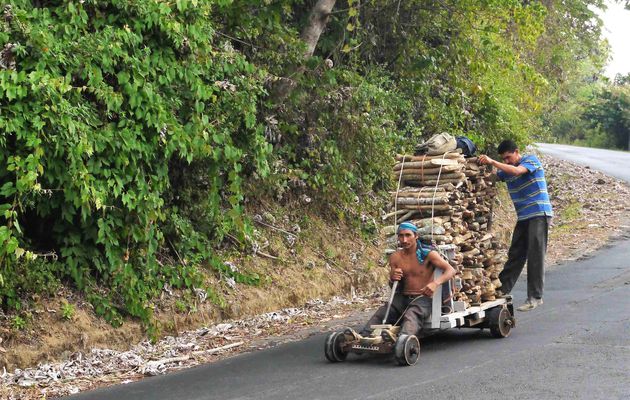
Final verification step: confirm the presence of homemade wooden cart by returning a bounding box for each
[324,268,516,366]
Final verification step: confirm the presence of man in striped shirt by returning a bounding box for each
[478,140,553,311]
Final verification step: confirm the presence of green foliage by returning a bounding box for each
[360,216,378,239]
[0,0,610,330]
[174,299,187,313]
[0,0,269,326]
[547,78,630,150]
[61,301,76,321]
[11,314,26,330]
[272,68,407,204]
[337,0,554,147]
[582,85,630,150]
[561,200,583,221]
[0,258,60,311]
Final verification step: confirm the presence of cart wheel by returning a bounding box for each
[324,332,348,362]
[394,334,420,366]
[488,306,513,338]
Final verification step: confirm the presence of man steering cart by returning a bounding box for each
[361,222,456,340]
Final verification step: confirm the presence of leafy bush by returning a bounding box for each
[0,0,270,326]
[0,258,60,311]
[11,315,26,330]
[61,301,76,321]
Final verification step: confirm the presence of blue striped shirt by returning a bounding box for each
[497,154,553,221]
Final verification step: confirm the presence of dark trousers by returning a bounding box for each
[363,294,432,336]
[500,216,550,299]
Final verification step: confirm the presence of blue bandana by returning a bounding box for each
[397,222,417,233]
[416,241,431,264]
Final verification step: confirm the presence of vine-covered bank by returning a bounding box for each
[0,0,613,332]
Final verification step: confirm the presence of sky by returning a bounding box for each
[597,1,630,79]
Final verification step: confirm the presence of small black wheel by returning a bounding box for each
[488,306,513,338]
[324,332,348,362]
[394,334,420,366]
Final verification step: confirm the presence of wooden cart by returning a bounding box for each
[324,269,516,366]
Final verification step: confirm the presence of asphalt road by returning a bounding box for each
[66,144,630,400]
[535,143,630,184]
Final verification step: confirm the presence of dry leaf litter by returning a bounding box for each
[1,294,381,399]
[541,154,630,265]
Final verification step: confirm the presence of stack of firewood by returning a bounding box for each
[384,153,506,308]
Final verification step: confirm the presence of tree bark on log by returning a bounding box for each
[393,165,463,174]
[394,158,460,169]
[396,210,420,223]
[396,152,463,161]
[394,197,450,205]
[391,186,453,193]
[395,171,465,180]
[403,177,466,185]
[392,191,456,198]
[400,204,453,211]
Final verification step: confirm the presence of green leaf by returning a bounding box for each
[0,182,15,197]
[117,72,130,85]
[5,237,18,254]
[0,226,9,243]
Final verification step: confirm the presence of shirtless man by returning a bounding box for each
[361,222,456,338]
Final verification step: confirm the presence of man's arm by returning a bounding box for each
[419,251,456,297]
[389,253,403,281]
[478,155,528,176]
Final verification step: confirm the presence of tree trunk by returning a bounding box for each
[301,0,337,58]
[273,0,336,100]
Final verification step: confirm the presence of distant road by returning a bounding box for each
[535,143,630,184]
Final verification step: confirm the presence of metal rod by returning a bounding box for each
[382,281,399,324]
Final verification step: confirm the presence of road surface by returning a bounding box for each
[535,143,630,184]
[67,144,630,400]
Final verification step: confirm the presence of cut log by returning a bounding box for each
[396,152,463,162]
[391,191,458,198]
[396,210,419,223]
[393,164,463,172]
[400,204,453,211]
[418,234,452,242]
[382,209,408,220]
[394,171,466,180]
[394,197,450,205]
[403,178,466,186]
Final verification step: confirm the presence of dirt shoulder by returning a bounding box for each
[2,155,630,399]
[541,154,630,266]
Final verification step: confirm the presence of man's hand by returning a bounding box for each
[420,281,438,297]
[391,268,403,281]
[478,154,495,166]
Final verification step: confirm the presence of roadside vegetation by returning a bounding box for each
[0,0,621,341]
[551,200,584,235]
[548,72,630,150]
